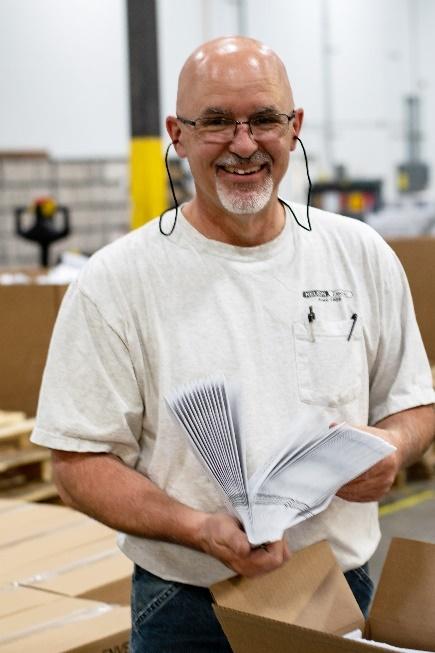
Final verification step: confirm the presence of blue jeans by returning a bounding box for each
[130,562,373,652]
[344,562,374,618]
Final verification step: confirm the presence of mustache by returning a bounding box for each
[215,152,272,167]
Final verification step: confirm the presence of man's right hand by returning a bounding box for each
[195,512,291,577]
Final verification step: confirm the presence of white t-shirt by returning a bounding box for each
[32,203,434,586]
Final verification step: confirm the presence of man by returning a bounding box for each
[32,37,434,652]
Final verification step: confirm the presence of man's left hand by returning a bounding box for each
[336,426,402,502]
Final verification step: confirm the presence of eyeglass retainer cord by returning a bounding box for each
[158,136,312,236]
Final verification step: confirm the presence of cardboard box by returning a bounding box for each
[211,538,435,652]
[0,585,59,620]
[0,516,113,574]
[0,537,132,605]
[0,594,130,652]
[0,280,67,415]
[388,237,435,361]
[0,500,85,548]
[0,499,24,514]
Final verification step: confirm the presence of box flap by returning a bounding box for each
[369,537,435,649]
[213,606,389,653]
[211,541,364,636]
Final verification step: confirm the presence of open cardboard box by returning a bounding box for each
[211,538,435,652]
[0,592,130,652]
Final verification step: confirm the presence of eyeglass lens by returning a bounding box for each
[196,115,291,143]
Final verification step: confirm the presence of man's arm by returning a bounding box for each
[337,405,435,502]
[52,450,290,577]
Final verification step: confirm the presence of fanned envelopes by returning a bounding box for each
[166,375,395,545]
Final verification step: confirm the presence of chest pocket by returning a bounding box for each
[293,317,363,407]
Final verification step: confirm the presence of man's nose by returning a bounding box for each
[228,122,259,158]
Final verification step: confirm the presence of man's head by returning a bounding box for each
[166,36,303,222]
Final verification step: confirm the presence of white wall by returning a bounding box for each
[0,0,129,158]
[0,0,434,202]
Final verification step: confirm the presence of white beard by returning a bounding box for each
[215,172,274,215]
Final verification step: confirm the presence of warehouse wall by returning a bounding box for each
[0,0,129,158]
[0,0,434,202]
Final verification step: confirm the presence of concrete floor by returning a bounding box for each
[370,478,435,587]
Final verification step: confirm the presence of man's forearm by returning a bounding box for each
[52,450,207,550]
[52,450,291,578]
[375,404,435,468]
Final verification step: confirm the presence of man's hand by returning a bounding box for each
[196,512,291,577]
[336,426,402,502]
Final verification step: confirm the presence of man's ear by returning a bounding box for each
[290,108,304,152]
[166,116,187,158]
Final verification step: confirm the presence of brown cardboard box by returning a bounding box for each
[0,594,130,652]
[0,499,24,514]
[0,585,59,620]
[0,500,84,547]
[211,538,435,652]
[0,515,113,574]
[0,537,132,605]
[0,281,67,415]
[388,237,435,361]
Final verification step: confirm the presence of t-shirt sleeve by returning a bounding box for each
[368,243,434,425]
[31,281,143,468]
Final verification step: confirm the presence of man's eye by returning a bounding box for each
[251,115,281,126]
[201,117,231,128]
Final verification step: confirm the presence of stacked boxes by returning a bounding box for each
[0,500,132,651]
[0,590,131,652]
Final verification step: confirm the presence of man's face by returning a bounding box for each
[169,51,300,219]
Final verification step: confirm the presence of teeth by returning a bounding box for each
[222,165,262,175]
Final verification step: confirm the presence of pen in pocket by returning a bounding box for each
[308,306,316,342]
[347,313,358,341]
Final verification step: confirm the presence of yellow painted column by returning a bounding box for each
[130,137,166,230]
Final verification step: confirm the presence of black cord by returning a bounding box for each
[159,136,313,236]
[279,137,312,232]
[159,142,179,236]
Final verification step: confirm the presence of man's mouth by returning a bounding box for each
[217,163,267,176]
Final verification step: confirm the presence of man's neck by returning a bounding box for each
[182,197,285,247]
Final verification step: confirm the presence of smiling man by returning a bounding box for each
[32,37,434,652]
[166,38,302,246]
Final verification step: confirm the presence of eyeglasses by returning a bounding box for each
[176,111,296,143]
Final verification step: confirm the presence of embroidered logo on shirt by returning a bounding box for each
[302,289,353,302]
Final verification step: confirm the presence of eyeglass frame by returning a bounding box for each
[176,110,297,142]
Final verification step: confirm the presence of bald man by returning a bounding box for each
[32,37,434,651]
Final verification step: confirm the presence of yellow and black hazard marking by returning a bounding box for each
[127,0,166,229]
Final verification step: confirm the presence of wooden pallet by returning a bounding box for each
[0,410,26,428]
[0,418,36,450]
[0,412,58,502]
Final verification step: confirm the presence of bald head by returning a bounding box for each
[176,36,294,116]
